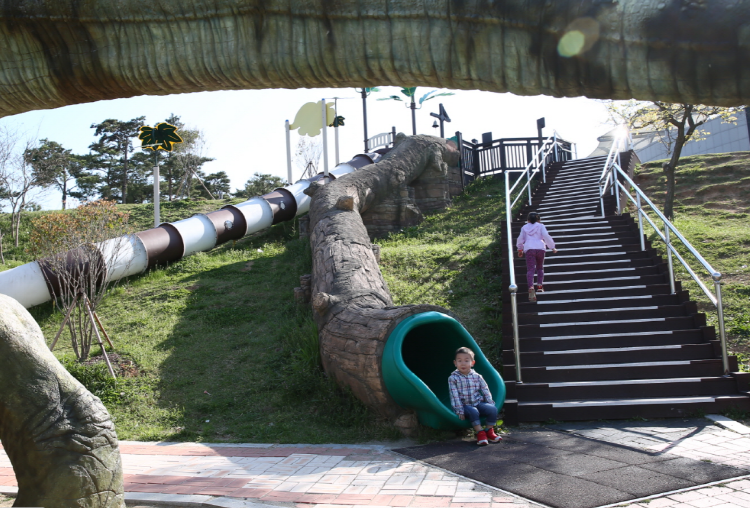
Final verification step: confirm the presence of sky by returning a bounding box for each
[0,87,614,210]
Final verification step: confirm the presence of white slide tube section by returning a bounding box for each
[0,261,51,308]
[234,197,274,235]
[286,181,312,216]
[170,214,218,257]
[97,234,149,282]
[0,151,378,308]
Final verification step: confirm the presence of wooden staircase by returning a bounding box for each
[501,154,750,424]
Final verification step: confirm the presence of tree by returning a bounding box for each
[605,100,740,220]
[171,129,214,199]
[24,139,82,210]
[0,131,37,247]
[84,139,121,201]
[29,200,132,363]
[90,117,145,204]
[202,171,231,198]
[295,136,323,180]
[235,172,286,198]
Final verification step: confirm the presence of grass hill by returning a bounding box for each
[635,152,750,357]
[0,151,748,442]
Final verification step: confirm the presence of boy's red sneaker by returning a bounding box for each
[476,430,489,446]
[487,428,502,443]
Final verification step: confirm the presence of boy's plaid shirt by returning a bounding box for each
[448,369,494,415]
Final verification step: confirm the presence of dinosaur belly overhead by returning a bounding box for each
[0,0,747,118]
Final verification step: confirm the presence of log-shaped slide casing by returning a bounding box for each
[0,153,377,308]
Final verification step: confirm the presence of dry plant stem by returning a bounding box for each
[49,293,78,351]
[308,134,460,421]
[84,294,116,379]
[91,306,115,350]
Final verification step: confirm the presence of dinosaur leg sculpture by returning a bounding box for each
[0,294,124,508]
[307,134,460,428]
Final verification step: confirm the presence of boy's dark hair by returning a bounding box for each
[527,212,540,223]
[455,347,475,360]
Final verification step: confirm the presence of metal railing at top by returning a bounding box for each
[600,156,731,375]
[504,134,567,383]
[366,127,397,152]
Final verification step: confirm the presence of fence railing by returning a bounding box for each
[366,127,397,152]
[504,134,568,383]
[600,136,730,375]
[456,133,575,183]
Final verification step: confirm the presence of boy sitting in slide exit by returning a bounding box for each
[448,347,502,446]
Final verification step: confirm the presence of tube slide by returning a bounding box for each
[382,311,506,430]
[0,153,381,308]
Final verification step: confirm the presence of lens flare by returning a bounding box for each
[558,31,586,57]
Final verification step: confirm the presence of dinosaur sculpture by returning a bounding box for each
[0,294,124,508]
[0,0,747,120]
[1,1,748,506]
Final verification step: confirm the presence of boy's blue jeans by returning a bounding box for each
[463,402,498,427]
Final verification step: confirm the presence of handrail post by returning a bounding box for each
[664,222,676,295]
[542,153,546,183]
[614,173,621,215]
[510,284,522,383]
[714,274,730,375]
[526,166,532,205]
[505,171,522,383]
[637,192,645,251]
[553,132,558,162]
[599,179,606,218]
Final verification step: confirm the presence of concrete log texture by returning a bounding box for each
[0,294,124,508]
[308,134,460,421]
[0,0,748,119]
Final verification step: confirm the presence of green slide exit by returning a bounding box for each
[382,311,506,430]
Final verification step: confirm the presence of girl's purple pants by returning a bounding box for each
[525,249,546,289]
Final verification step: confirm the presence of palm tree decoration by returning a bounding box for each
[377,87,454,135]
[354,87,380,152]
[138,122,183,152]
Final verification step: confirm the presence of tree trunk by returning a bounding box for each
[0,229,4,263]
[663,126,685,221]
[307,134,460,422]
[62,177,67,210]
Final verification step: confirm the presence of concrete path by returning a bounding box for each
[2,417,750,507]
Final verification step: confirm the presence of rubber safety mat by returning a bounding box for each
[394,430,749,508]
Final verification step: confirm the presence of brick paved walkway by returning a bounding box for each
[3,417,750,507]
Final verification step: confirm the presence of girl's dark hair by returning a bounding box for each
[527,212,540,224]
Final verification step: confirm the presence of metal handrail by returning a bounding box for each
[600,160,730,375]
[505,134,562,383]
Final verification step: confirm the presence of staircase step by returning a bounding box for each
[518,316,699,337]
[513,293,687,313]
[516,394,750,422]
[518,343,715,367]
[516,377,739,401]
[515,359,730,383]
[517,304,690,325]
[517,329,708,352]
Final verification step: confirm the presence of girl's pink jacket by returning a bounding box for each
[516,223,556,252]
